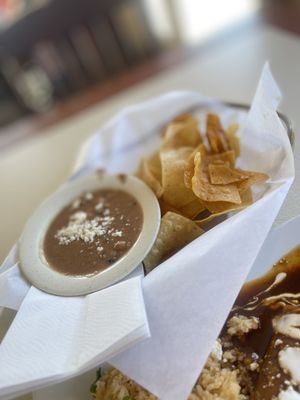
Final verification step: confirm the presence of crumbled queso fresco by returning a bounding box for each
[55,210,123,245]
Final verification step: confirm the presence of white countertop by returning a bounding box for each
[0,24,299,399]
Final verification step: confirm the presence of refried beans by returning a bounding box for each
[43,189,143,276]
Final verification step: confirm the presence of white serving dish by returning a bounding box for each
[19,173,160,296]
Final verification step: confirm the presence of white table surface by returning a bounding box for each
[0,24,299,399]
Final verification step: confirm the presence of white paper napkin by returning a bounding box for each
[0,64,294,400]
[0,246,30,311]
[0,271,148,400]
[110,65,294,400]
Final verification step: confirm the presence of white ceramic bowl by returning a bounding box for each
[19,174,161,296]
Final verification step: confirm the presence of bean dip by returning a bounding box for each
[43,189,143,276]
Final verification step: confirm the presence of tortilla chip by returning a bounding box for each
[206,113,230,153]
[179,198,205,219]
[161,147,199,208]
[184,143,209,189]
[161,115,201,151]
[159,197,205,219]
[203,189,253,214]
[226,123,240,157]
[236,171,269,194]
[136,158,163,198]
[143,211,204,273]
[135,111,268,243]
[192,152,241,204]
[158,198,179,216]
[195,189,253,226]
[148,151,162,182]
[201,150,235,171]
[208,164,250,184]
[194,213,223,226]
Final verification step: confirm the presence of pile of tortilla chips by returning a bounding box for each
[137,113,269,272]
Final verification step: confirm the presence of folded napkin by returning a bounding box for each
[0,264,148,400]
[0,64,294,400]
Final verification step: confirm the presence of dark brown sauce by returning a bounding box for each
[222,245,300,399]
[43,189,143,276]
[237,246,300,306]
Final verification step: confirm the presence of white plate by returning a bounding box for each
[19,174,160,296]
[33,214,300,400]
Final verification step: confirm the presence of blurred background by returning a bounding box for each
[0,0,296,145]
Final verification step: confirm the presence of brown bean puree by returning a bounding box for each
[219,245,300,399]
[43,189,143,276]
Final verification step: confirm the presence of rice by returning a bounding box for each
[91,344,244,400]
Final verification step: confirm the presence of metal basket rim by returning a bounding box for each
[224,101,294,148]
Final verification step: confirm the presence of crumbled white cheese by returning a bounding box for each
[275,339,284,347]
[71,211,87,222]
[249,362,259,371]
[112,231,122,237]
[278,347,300,385]
[55,215,106,245]
[273,314,300,340]
[211,339,223,361]
[95,201,104,211]
[85,192,93,200]
[71,198,81,209]
[227,315,259,336]
[55,208,124,247]
[55,194,125,247]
